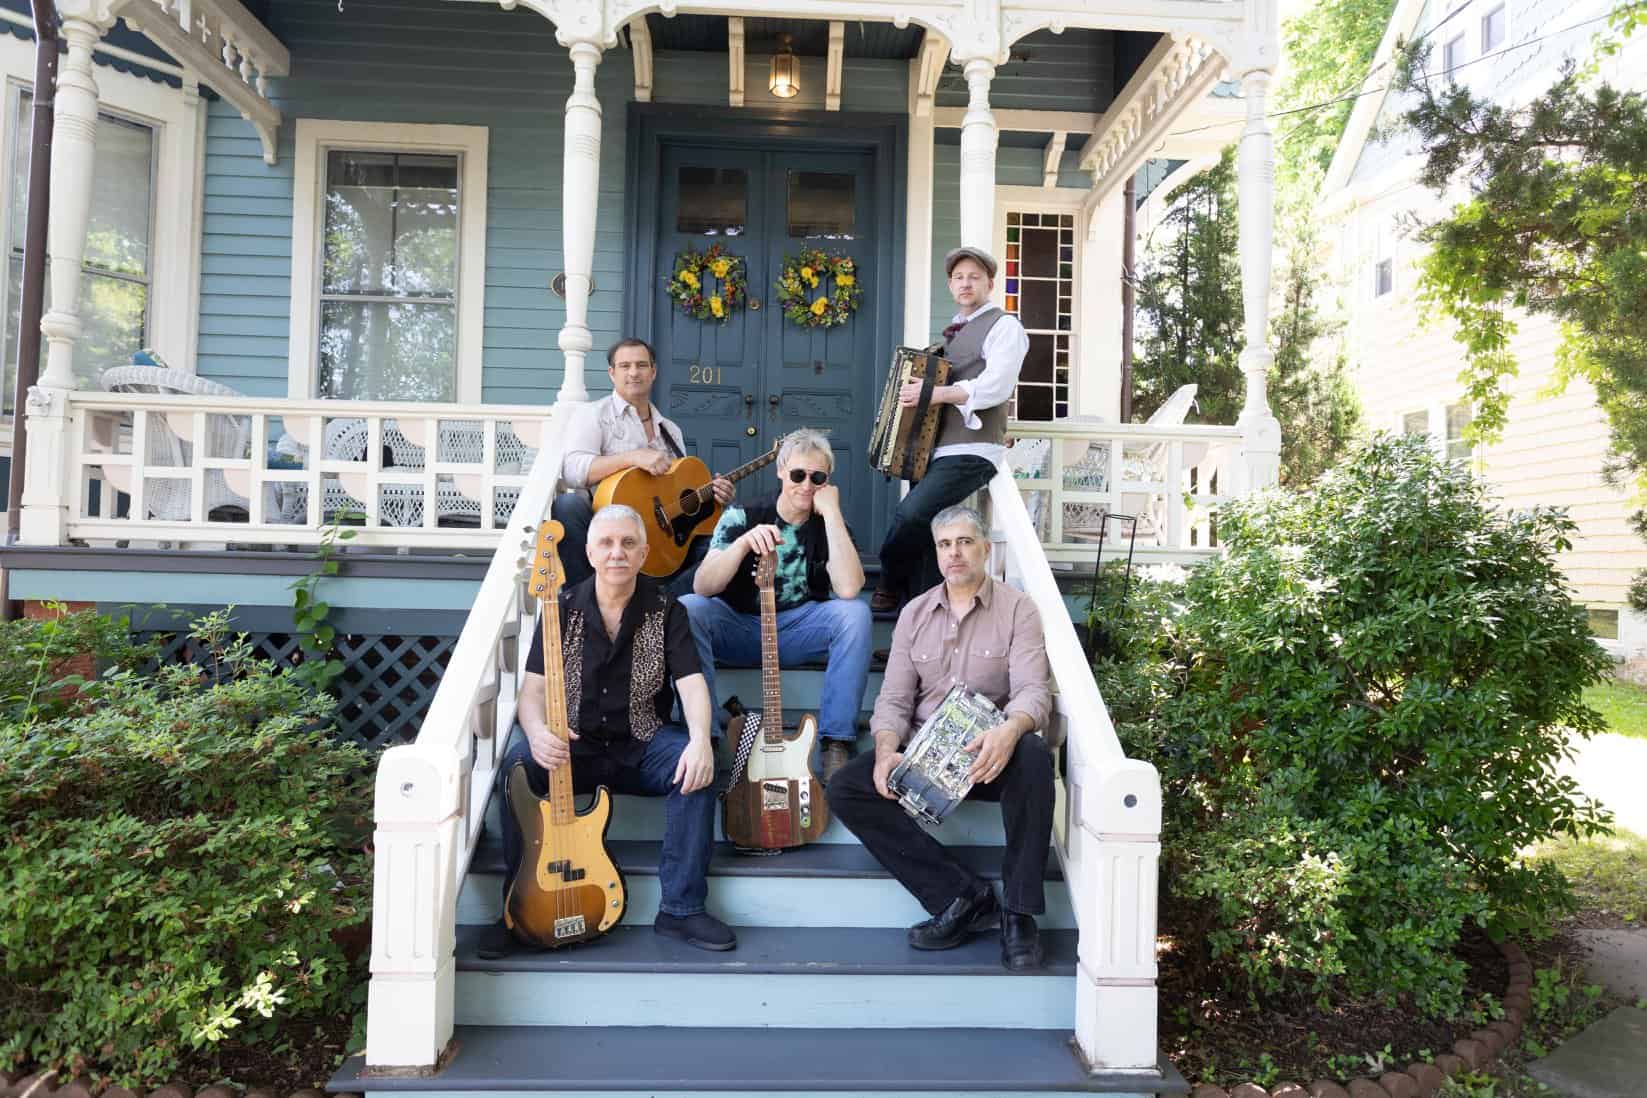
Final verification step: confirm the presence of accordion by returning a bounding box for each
[887,686,1006,825]
[869,344,951,482]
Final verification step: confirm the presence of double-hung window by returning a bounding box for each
[3,88,154,412]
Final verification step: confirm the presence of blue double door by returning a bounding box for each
[651,140,886,547]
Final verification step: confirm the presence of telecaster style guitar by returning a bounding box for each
[502,519,627,948]
[722,552,830,851]
[593,441,781,578]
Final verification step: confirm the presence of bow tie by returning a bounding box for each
[942,321,966,342]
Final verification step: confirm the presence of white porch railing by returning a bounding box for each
[364,403,568,1068]
[1005,418,1243,565]
[20,390,553,550]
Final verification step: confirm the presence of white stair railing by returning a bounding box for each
[363,403,568,1071]
[988,465,1164,1077]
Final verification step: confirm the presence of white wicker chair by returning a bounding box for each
[98,366,254,521]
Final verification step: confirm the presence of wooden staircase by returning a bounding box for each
[330,650,1183,1097]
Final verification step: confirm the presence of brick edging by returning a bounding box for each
[1187,940,1534,1098]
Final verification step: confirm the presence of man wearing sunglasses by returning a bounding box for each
[680,428,872,782]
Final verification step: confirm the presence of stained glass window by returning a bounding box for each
[1002,210,1073,421]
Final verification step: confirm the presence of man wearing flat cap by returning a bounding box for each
[871,246,1030,613]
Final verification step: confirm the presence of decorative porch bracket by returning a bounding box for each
[1077,33,1223,199]
[118,0,290,164]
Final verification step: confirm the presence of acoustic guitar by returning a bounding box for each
[593,441,780,577]
[502,518,626,948]
[722,551,830,850]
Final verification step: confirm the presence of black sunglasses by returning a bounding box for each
[786,468,829,486]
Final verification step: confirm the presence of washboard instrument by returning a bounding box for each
[868,344,951,482]
[886,686,1005,826]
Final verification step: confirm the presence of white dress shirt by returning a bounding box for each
[934,303,1031,464]
[560,392,686,490]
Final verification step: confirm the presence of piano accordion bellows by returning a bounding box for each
[869,345,951,482]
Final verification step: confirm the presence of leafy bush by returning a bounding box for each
[0,606,157,724]
[1097,434,1612,1015]
[0,613,372,1084]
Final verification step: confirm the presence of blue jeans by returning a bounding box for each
[497,723,715,917]
[678,594,871,743]
[876,454,1000,599]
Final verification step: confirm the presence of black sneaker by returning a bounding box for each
[654,911,737,951]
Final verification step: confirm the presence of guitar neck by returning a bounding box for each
[691,447,780,507]
[759,583,783,745]
[540,600,576,825]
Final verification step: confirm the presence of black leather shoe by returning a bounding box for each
[654,911,737,952]
[1001,912,1044,971]
[908,885,999,950]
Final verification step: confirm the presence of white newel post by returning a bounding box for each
[1234,65,1281,491]
[1072,758,1164,1074]
[365,743,468,1069]
[957,57,997,251]
[557,40,603,404]
[20,1,113,546]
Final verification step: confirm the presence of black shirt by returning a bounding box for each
[706,493,839,616]
[524,575,701,760]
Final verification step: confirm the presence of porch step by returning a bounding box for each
[329,1024,1188,1095]
[457,837,1073,930]
[715,666,886,712]
[452,924,1077,1029]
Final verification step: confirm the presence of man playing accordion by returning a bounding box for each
[827,505,1054,971]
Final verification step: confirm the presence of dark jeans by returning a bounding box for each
[875,455,999,599]
[497,723,716,917]
[551,491,710,596]
[826,732,1054,915]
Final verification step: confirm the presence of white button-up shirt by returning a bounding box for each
[560,392,687,490]
[934,303,1030,465]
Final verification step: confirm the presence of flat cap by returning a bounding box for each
[943,246,998,279]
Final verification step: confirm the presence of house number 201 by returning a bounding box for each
[689,365,723,384]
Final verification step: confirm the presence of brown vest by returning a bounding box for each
[935,308,1010,450]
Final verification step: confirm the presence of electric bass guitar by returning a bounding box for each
[593,441,780,577]
[502,518,627,948]
[722,551,830,850]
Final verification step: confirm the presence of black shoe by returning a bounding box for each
[654,911,737,951]
[908,885,999,950]
[1001,912,1044,971]
[870,589,903,614]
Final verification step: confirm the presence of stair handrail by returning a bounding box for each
[363,401,569,1072]
[987,464,1165,1077]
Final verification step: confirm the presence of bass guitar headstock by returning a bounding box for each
[526,519,567,603]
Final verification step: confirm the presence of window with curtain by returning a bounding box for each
[1002,210,1074,421]
[4,89,154,414]
[317,149,459,402]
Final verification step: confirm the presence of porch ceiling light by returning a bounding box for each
[769,33,800,99]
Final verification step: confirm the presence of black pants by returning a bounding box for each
[876,455,1000,599]
[826,733,1055,915]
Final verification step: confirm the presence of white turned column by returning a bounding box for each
[1235,68,1281,490]
[39,4,114,391]
[557,40,603,404]
[957,58,997,251]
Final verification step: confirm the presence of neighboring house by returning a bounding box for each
[0,0,1288,1092]
[1322,0,1647,656]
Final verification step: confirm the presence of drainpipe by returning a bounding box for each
[4,0,59,619]
[1120,173,1136,423]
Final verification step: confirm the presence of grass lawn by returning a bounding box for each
[1583,680,1647,741]
[1530,827,1647,926]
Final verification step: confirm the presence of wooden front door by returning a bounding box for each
[651,139,884,544]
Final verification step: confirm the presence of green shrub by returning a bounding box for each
[1099,434,1612,1015]
[0,614,372,1084]
[0,606,157,724]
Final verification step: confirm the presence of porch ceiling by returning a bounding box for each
[642,13,924,57]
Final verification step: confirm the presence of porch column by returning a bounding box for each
[558,40,603,404]
[1079,188,1125,421]
[39,0,114,391]
[957,58,997,250]
[1234,67,1281,489]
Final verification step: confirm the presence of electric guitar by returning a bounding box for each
[722,551,830,850]
[502,518,626,948]
[593,441,780,577]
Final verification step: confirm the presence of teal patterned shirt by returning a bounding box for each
[709,505,815,611]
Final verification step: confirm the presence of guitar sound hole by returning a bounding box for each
[678,489,702,518]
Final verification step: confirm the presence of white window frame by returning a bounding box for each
[288,119,487,403]
[1373,257,1393,297]
[0,31,205,409]
[1480,3,1507,53]
[1443,34,1467,78]
[992,185,1086,420]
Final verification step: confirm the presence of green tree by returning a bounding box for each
[1274,0,1401,189]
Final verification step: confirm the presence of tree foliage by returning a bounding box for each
[1275,0,1401,189]
[1097,435,1612,1014]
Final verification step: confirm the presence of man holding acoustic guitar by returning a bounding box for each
[498,503,737,953]
[555,337,736,591]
